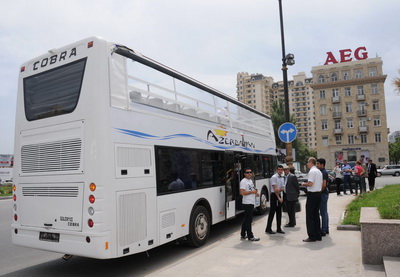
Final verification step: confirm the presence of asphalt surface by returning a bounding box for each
[147,193,383,277]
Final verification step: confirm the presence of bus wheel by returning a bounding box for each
[188,205,210,247]
[256,187,268,215]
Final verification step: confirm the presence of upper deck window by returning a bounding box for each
[23,58,87,121]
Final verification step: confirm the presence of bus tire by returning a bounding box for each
[188,205,210,247]
[256,187,268,215]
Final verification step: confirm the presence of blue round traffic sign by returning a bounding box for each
[278,122,297,143]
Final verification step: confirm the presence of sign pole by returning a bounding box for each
[278,0,294,169]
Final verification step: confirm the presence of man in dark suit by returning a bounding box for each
[367,159,378,191]
[283,166,300,227]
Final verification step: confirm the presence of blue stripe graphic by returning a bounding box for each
[116,128,275,154]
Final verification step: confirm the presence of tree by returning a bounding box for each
[389,137,400,164]
[270,99,316,170]
[393,69,400,95]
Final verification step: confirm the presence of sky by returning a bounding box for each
[1,0,400,154]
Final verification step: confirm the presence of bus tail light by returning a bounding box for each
[89,195,95,204]
[86,236,91,243]
[14,214,18,221]
[20,66,25,72]
[88,41,94,48]
[88,207,94,216]
[88,219,94,228]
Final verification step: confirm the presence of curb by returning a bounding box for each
[337,211,361,231]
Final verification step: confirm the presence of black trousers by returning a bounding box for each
[241,204,254,239]
[368,177,376,191]
[286,200,297,226]
[306,192,321,240]
[335,178,342,195]
[266,193,282,231]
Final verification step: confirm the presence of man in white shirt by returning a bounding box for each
[302,157,323,242]
[265,165,285,234]
[240,168,260,241]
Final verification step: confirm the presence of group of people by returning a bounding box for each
[239,157,337,243]
[333,158,378,196]
[239,164,301,242]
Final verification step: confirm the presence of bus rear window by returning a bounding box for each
[23,58,87,121]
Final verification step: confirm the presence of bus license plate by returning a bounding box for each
[39,232,60,242]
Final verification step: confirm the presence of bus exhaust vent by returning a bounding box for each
[22,186,79,197]
[21,139,82,173]
[118,192,147,246]
[161,212,175,229]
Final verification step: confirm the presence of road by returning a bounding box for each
[0,175,399,276]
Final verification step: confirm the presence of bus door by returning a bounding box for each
[225,152,244,220]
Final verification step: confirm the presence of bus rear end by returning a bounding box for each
[11,37,114,259]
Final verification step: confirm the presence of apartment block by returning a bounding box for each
[236,72,274,114]
[311,57,389,168]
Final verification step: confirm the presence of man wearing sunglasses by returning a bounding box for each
[240,168,260,241]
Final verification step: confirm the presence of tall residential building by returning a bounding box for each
[389,130,400,143]
[236,72,317,150]
[236,72,274,115]
[311,57,389,168]
[272,72,317,150]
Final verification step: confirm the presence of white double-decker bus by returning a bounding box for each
[12,37,277,259]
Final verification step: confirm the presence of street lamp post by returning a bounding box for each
[278,0,295,168]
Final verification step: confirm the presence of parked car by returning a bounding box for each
[295,171,307,179]
[297,170,355,193]
[377,165,400,177]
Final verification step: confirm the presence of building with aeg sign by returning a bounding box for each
[311,55,389,168]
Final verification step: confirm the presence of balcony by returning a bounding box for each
[357,110,367,117]
[359,126,368,133]
[332,96,340,103]
[334,128,343,134]
[333,112,342,118]
[357,94,366,101]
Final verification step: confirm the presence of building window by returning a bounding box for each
[332,88,339,97]
[331,73,338,81]
[348,135,355,144]
[345,87,351,96]
[320,105,327,115]
[322,120,328,130]
[345,103,352,113]
[361,134,367,143]
[335,135,342,145]
[357,85,364,95]
[318,75,325,83]
[355,69,362,78]
[371,84,378,94]
[343,71,350,80]
[369,67,377,77]
[372,100,379,110]
[360,119,367,127]
[322,136,328,146]
[347,118,354,128]
[373,116,381,126]
[375,133,382,143]
[334,120,341,129]
[319,90,326,99]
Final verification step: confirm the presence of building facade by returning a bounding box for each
[311,57,389,168]
[237,55,389,168]
[273,72,317,150]
[389,130,400,143]
[236,72,317,150]
[236,72,274,114]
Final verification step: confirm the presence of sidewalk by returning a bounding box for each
[148,194,378,277]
